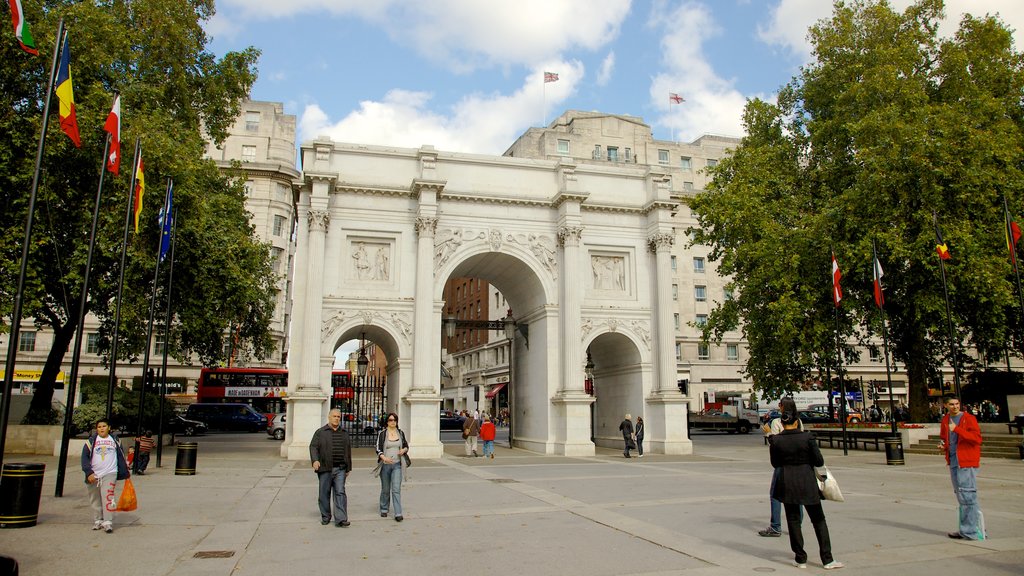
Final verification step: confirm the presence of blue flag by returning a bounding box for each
[158,183,173,261]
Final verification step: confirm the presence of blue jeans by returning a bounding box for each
[949,466,985,539]
[482,440,494,457]
[769,468,800,531]
[379,462,403,517]
[317,466,348,523]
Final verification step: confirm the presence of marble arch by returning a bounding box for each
[283,140,692,459]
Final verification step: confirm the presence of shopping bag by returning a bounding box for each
[815,466,844,502]
[116,477,138,511]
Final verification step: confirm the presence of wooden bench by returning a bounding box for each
[810,429,889,451]
[1008,421,1023,435]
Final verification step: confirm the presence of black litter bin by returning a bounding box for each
[0,555,18,576]
[884,436,905,466]
[0,463,45,528]
[175,442,198,475]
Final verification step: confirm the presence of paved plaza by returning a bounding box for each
[1,431,1022,575]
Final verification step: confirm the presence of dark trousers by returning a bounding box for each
[317,467,348,523]
[784,503,833,565]
[136,451,151,472]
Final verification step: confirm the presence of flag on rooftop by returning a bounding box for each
[103,94,121,175]
[669,93,684,104]
[133,153,145,232]
[831,252,842,307]
[544,71,559,83]
[8,0,37,55]
[55,32,80,147]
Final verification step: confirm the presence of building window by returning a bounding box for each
[672,284,678,300]
[241,145,256,162]
[727,344,739,361]
[155,335,166,355]
[706,158,718,168]
[624,147,632,161]
[607,146,618,162]
[680,156,692,170]
[696,314,708,327]
[87,333,100,354]
[724,287,734,301]
[693,257,705,273]
[18,331,36,352]
[658,149,669,165]
[273,215,286,236]
[671,255,677,270]
[697,343,710,360]
[675,342,682,361]
[593,144,602,159]
[869,346,882,362]
[271,247,284,273]
[683,181,694,191]
[245,111,260,131]
[695,285,707,301]
[674,313,680,331]
[243,182,253,196]
[557,139,569,155]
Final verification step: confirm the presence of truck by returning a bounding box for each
[687,410,754,434]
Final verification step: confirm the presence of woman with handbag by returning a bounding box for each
[769,409,843,570]
[375,412,410,522]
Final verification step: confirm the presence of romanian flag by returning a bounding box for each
[831,252,842,307]
[103,94,121,175]
[669,93,684,104]
[8,0,37,55]
[55,33,80,147]
[132,153,145,232]
[934,217,951,260]
[544,71,559,83]
[872,248,885,309]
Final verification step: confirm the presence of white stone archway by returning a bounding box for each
[283,141,692,459]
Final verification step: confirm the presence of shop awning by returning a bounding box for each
[485,382,507,398]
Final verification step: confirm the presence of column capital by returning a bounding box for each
[557,225,584,247]
[415,216,438,238]
[308,209,330,232]
[648,232,675,252]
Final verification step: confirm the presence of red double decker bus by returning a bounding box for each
[197,368,353,415]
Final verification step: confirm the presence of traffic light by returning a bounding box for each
[677,379,689,395]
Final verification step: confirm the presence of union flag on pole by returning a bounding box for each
[132,153,145,232]
[103,94,121,175]
[55,32,81,147]
[8,0,37,55]
[669,93,684,104]
[831,252,842,307]
[544,71,559,83]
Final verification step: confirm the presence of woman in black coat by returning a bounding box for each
[769,410,843,570]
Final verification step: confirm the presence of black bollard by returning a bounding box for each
[884,436,905,465]
[0,463,46,528]
[175,442,198,475]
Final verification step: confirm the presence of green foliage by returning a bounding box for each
[691,0,1024,420]
[0,1,274,421]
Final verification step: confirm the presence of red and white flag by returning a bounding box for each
[872,251,885,309]
[669,92,684,104]
[8,0,38,55]
[103,94,121,175]
[544,71,559,83]
[831,252,842,307]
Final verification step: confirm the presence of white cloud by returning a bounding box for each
[215,0,629,71]
[759,0,1024,60]
[298,63,585,154]
[596,52,615,86]
[648,1,748,140]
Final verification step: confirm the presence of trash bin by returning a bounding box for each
[884,436,905,466]
[175,442,198,475]
[0,463,45,528]
[0,555,18,576]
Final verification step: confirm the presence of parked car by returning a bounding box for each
[440,412,466,431]
[185,403,266,432]
[797,410,835,424]
[168,414,207,436]
[267,413,286,440]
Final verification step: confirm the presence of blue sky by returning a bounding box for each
[206,1,1023,155]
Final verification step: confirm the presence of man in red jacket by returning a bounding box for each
[939,395,985,540]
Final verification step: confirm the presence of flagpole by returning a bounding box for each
[831,249,849,456]
[0,20,66,469]
[542,78,546,127]
[107,138,141,418]
[933,212,961,399]
[156,205,178,468]
[873,240,898,437]
[1003,194,1024,348]
[133,177,172,471]
[55,127,113,497]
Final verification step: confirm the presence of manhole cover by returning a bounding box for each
[490,478,518,483]
[194,551,235,559]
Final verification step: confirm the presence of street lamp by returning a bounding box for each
[584,350,595,396]
[444,312,457,340]
[504,309,515,449]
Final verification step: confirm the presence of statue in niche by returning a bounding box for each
[592,255,624,290]
[353,242,372,280]
[374,245,390,281]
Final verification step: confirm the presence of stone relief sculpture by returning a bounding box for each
[434,228,463,268]
[320,309,413,346]
[580,318,652,352]
[529,233,558,277]
[488,229,504,251]
[592,255,625,290]
[352,242,390,281]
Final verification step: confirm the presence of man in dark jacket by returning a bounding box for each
[81,419,130,533]
[619,414,635,458]
[310,408,353,527]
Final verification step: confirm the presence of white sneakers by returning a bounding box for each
[793,561,807,568]
[823,561,844,570]
[92,521,103,530]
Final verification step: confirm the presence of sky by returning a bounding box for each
[205,0,1024,156]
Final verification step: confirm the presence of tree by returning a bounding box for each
[0,1,275,422]
[691,0,1024,420]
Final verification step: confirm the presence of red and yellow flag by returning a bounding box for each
[133,154,145,232]
[55,33,80,147]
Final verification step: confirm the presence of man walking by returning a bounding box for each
[463,412,480,456]
[939,395,985,540]
[310,408,353,527]
[619,414,635,458]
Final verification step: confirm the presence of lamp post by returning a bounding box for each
[356,333,369,419]
[585,350,595,442]
[503,309,515,449]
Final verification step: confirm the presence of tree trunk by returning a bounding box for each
[25,318,77,423]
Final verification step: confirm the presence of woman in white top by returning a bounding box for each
[375,412,409,521]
